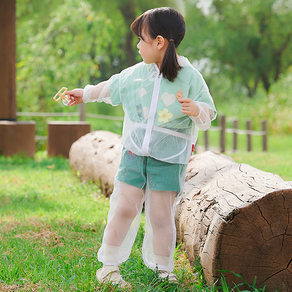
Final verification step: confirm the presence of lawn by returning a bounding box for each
[1,134,290,291]
[0,154,205,291]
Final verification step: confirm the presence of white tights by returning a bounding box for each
[98,180,177,271]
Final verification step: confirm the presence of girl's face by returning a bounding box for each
[137,26,161,66]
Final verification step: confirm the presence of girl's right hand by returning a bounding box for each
[66,88,84,106]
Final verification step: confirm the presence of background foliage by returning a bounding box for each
[182,0,292,97]
[15,0,292,138]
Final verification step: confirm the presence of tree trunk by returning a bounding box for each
[69,131,122,197]
[69,132,292,291]
[0,0,16,120]
[260,72,271,93]
[118,0,136,66]
[175,151,292,292]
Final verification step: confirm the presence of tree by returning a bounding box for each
[16,0,174,113]
[17,0,119,112]
[87,0,175,67]
[182,0,292,97]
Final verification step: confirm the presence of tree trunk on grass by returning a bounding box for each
[69,131,122,197]
[69,132,292,291]
[175,151,292,292]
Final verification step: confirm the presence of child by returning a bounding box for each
[66,7,216,287]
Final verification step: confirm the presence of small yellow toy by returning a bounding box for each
[53,87,70,106]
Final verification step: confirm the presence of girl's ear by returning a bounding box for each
[156,35,166,50]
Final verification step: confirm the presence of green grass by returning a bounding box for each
[0,154,108,291]
[0,151,287,291]
[0,154,199,291]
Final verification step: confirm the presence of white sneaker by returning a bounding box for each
[96,265,128,288]
[158,270,178,283]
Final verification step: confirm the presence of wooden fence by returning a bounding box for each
[200,115,267,153]
[17,111,267,153]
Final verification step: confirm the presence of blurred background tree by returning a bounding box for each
[182,0,292,97]
[15,0,292,139]
[16,0,173,113]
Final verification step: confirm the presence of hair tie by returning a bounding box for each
[169,39,174,42]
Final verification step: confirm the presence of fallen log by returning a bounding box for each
[69,131,122,196]
[69,132,292,290]
[175,151,292,292]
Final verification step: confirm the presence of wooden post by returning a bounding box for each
[232,119,238,152]
[0,0,36,156]
[204,130,209,151]
[0,121,35,157]
[246,120,252,152]
[79,103,86,121]
[262,120,267,151]
[47,121,90,158]
[0,0,16,120]
[220,116,226,153]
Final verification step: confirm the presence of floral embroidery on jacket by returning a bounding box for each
[158,109,173,123]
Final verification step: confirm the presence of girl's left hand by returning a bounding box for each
[178,98,200,117]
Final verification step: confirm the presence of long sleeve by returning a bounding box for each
[82,74,121,106]
[189,72,216,131]
[190,100,216,131]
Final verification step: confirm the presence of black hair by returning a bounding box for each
[131,7,186,82]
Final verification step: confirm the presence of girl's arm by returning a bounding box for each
[178,98,216,131]
[66,80,109,106]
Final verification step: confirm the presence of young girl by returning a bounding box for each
[67,7,216,287]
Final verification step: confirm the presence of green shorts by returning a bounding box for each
[116,149,188,192]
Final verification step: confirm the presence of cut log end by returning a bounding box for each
[210,189,292,292]
[176,151,292,292]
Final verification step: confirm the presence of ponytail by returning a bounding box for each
[131,7,186,82]
[160,40,181,82]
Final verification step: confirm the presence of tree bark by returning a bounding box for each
[175,151,292,292]
[69,131,122,197]
[0,0,16,120]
